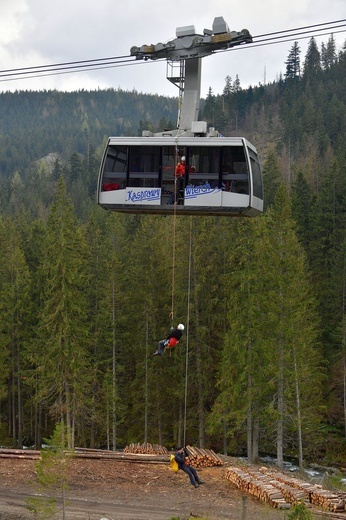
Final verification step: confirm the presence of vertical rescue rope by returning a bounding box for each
[183,216,193,447]
[170,211,176,327]
[170,144,180,327]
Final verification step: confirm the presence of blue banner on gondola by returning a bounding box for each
[125,188,161,204]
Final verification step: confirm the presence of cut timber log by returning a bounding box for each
[0,453,40,460]
[123,443,169,455]
[184,446,223,468]
[225,465,346,512]
[122,444,223,467]
[224,467,290,509]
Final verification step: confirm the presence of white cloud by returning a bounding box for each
[0,0,28,44]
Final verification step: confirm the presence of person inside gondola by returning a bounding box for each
[175,156,186,204]
[175,156,196,204]
[153,323,185,356]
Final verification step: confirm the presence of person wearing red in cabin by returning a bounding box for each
[153,323,185,356]
[173,156,197,204]
[175,156,187,177]
[175,156,187,204]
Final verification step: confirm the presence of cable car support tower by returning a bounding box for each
[130,17,252,137]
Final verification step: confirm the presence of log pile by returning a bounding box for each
[0,448,40,460]
[263,469,346,512]
[247,468,311,507]
[309,488,345,512]
[122,444,223,467]
[124,443,169,455]
[185,445,223,468]
[225,465,346,512]
[224,466,290,509]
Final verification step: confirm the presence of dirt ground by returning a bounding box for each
[0,456,326,520]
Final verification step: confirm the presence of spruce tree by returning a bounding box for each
[0,217,31,447]
[261,185,323,467]
[285,42,301,80]
[37,177,91,448]
[26,422,71,519]
[303,37,321,79]
[291,170,313,252]
[261,149,281,210]
[210,186,324,465]
[321,35,337,69]
[209,217,267,460]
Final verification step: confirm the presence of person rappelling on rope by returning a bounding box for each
[153,323,185,356]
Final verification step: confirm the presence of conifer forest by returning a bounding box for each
[0,35,346,469]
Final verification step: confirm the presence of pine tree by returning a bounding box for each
[26,422,71,519]
[291,170,313,252]
[84,209,129,449]
[233,75,241,93]
[37,177,91,448]
[0,216,31,447]
[210,186,324,465]
[202,87,216,126]
[223,75,233,96]
[0,217,11,405]
[261,149,281,210]
[308,159,346,356]
[321,34,337,69]
[262,185,323,467]
[208,217,268,460]
[108,214,177,446]
[303,37,321,79]
[187,217,231,447]
[285,42,301,80]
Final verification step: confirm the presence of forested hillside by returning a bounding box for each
[0,35,346,470]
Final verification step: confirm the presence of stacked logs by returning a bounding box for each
[225,465,346,512]
[309,488,345,512]
[247,468,310,507]
[123,444,223,467]
[0,448,40,460]
[124,443,169,455]
[264,470,346,512]
[185,445,224,468]
[224,466,290,509]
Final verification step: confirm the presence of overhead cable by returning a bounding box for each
[0,19,345,82]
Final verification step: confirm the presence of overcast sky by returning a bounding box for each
[0,0,345,98]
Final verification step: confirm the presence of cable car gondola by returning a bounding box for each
[97,17,263,217]
[97,133,263,216]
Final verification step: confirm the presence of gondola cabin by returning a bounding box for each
[97,135,263,217]
[97,18,264,217]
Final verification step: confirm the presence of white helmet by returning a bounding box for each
[181,156,186,161]
[177,323,185,331]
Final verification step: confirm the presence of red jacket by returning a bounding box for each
[175,163,186,177]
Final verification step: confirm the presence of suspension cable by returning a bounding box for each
[183,216,193,447]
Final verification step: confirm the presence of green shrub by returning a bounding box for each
[287,502,313,519]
